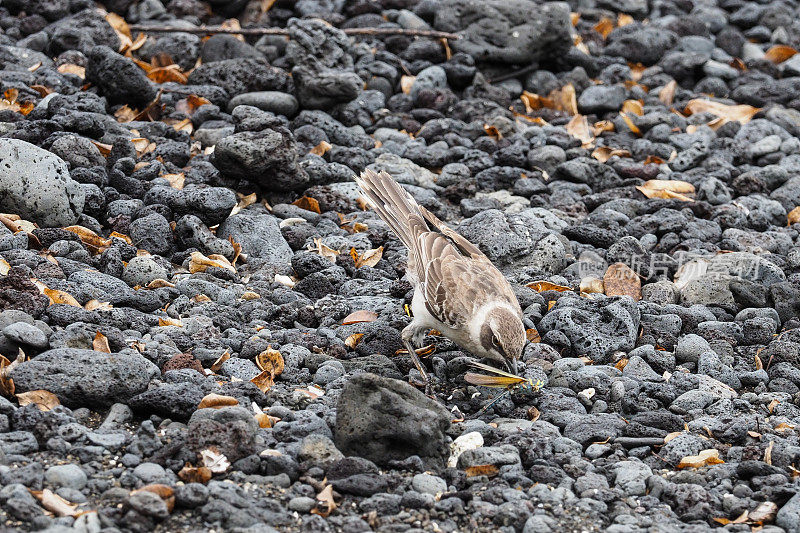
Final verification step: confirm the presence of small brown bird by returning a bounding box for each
[355,170,526,387]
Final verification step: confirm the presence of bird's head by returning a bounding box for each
[475,306,526,373]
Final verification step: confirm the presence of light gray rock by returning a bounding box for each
[412,473,447,495]
[45,464,87,490]
[2,322,48,349]
[122,256,169,287]
[0,139,85,227]
[217,213,293,270]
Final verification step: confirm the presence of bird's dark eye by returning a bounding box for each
[491,336,500,348]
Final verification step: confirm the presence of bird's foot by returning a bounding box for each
[394,344,436,357]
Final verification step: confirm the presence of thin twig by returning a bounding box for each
[488,64,539,84]
[128,25,459,40]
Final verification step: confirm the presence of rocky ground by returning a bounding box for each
[1,0,800,532]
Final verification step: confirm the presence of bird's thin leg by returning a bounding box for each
[402,324,432,395]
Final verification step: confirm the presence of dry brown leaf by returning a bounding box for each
[311,485,337,518]
[92,332,111,353]
[230,192,257,216]
[684,99,759,127]
[619,112,641,135]
[146,279,174,289]
[310,140,332,156]
[636,179,696,202]
[63,225,112,253]
[255,412,275,428]
[644,155,665,165]
[713,511,749,526]
[175,94,211,114]
[592,146,631,163]
[105,12,131,39]
[579,276,605,295]
[345,333,364,349]
[241,291,260,300]
[148,64,188,84]
[465,464,500,477]
[527,280,572,292]
[400,75,416,94]
[30,489,80,517]
[764,440,774,465]
[750,501,778,524]
[342,310,378,325]
[250,370,275,393]
[677,449,724,469]
[197,393,239,409]
[255,346,284,377]
[133,484,175,513]
[621,99,644,116]
[43,287,80,307]
[292,196,321,214]
[310,238,339,262]
[178,464,212,484]
[158,317,183,327]
[189,251,236,274]
[350,246,383,268]
[0,350,24,397]
[552,83,578,115]
[592,120,615,136]
[114,105,136,123]
[748,431,762,439]
[755,353,764,371]
[774,422,795,432]
[520,91,553,113]
[526,328,541,343]
[162,173,185,190]
[565,114,593,147]
[57,63,85,78]
[603,262,641,300]
[192,294,211,303]
[659,80,677,105]
[210,351,230,373]
[528,405,541,422]
[16,390,60,411]
[594,17,614,39]
[484,124,502,140]
[168,117,193,134]
[788,206,800,226]
[765,45,798,63]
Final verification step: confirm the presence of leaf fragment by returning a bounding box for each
[30,489,80,517]
[636,179,696,201]
[621,99,644,116]
[345,333,364,349]
[465,464,499,477]
[92,332,111,353]
[310,140,332,156]
[198,393,239,409]
[292,196,321,214]
[788,206,800,226]
[350,246,383,268]
[527,281,572,292]
[525,328,541,343]
[603,262,641,300]
[16,390,60,411]
[310,485,337,518]
[400,75,415,94]
[43,287,81,307]
[310,238,339,262]
[659,80,677,105]
[178,463,212,484]
[255,346,284,377]
[676,448,724,469]
[133,484,175,513]
[158,317,183,327]
[342,310,378,325]
[684,99,759,128]
[592,146,631,163]
[565,114,593,147]
[764,45,797,64]
[189,251,236,274]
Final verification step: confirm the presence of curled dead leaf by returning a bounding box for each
[178,463,212,484]
[621,99,644,116]
[565,114,593,147]
[465,464,499,477]
[636,179,696,201]
[58,63,86,78]
[310,140,332,156]
[92,332,111,353]
[310,238,339,262]
[764,45,797,63]
[484,124,502,140]
[251,370,275,393]
[230,192,257,216]
[255,346,284,377]
[310,485,337,518]
[676,448,724,469]
[342,310,378,325]
[593,17,614,39]
[619,112,641,135]
[198,393,239,409]
[16,390,60,411]
[30,489,80,517]
[210,351,231,373]
[684,99,759,127]
[350,246,383,268]
[527,280,572,292]
[189,251,235,274]
[133,484,175,513]
[63,225,111,254]
[603,262,641,300]
[345,333,365,349]
[292,196,321,214]
[659,80,677,105]
[528,406,541,422]
[788,206,800,226]
[750,501,778,524]
[764,440,774,465]
[592,146,631,163]
[526,328,541,343]
[43,287,80,307]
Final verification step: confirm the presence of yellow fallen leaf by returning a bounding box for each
[310,140,332,156]
[684,99,759,127]
[255,346,284,377]
[43,287,80,307]
[593,17,614,39]
[527,281,573,292]
[198,393,239,409]
[526,328,541,343]
[621,99,644,116]
[788,206,800,226]
[251,370,275,393]
[57,63,85,78]
[345,333,364,349]
[16,390,60,411]
[342,310,378,324]
[63,225,111,254]
[677,448,724,469]
[619,112,641,135]
[765,45,797,64]
[93,331,111,353]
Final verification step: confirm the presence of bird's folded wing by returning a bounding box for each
[415,234,519,329]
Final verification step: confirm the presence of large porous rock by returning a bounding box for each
[538,294,641,364]
[186,406,258,463]
[217,213,293,271]
[187,57,293,98]
[212,128,309,191]
[0,139,85,227]
[334,373,451,471]
[433,0,572,65]
[86,45,157,107]
[10,348,159,407]
[0,268,50,318]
